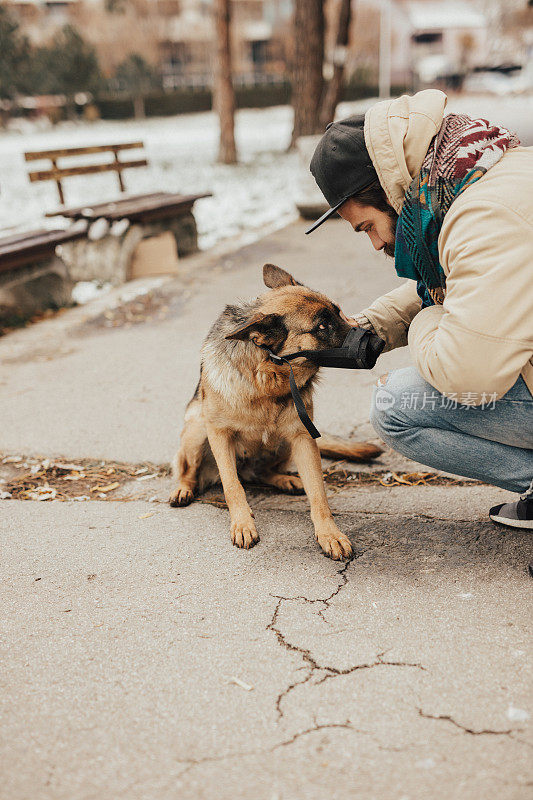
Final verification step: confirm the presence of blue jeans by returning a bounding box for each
[370,367,533,494]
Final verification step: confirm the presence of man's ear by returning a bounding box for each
[225,312,285,346]
[263,263,302,289]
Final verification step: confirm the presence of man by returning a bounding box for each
[307,90,533,529]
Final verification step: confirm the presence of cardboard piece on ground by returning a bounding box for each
[129,232,179,279]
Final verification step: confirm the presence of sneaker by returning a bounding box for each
[489,491,533,530]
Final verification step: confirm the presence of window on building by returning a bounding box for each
[412,32,443,45]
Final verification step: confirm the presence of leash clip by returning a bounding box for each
[267,351,284,365]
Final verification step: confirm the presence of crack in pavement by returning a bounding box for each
[315,651,426,688]
[266,557,426,719]
[174,719,367,781]
[418,708,515,736]
[267,560,353,718]
[173,714,423,787]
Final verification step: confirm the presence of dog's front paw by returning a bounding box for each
[231,516,260,550]
[169,486,195,507]
[315,522,352,560]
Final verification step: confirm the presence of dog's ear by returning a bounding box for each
[263,263,302,289]
[225,311,285,346]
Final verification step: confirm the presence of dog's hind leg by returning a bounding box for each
[254,444,305,495]
[169,402,208,507]
[258,472,305,495]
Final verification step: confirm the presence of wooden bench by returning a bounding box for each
[0,227,87,273]
[24,142,211,256]
[0,227,87,322]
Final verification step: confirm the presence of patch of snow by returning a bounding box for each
[88,218,110,241]
[112,277,166,305]
[0,106,298,252]
[71,281,112,305]
[110,218,130,237]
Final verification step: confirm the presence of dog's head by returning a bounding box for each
[225,264,352,360]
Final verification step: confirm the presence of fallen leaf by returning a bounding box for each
[26,485,57,501]
[53,462,85,471]
[90,482,120,493]
[228,676,254,691]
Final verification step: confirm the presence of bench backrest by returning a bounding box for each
[24,142,148,205]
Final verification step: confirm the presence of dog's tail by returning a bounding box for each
[318,434,382,463]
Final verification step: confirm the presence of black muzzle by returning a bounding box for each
[270,327,385,371]
[259,328,385,439]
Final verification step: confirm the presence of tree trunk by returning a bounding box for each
[290,0,325,147]
[213,0,237,164]
[133,94,145,119]
[319,0,353,128]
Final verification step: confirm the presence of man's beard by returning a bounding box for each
[383,240,396,258]
[383,208,398,258]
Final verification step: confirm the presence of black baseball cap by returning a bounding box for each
[306,114,378,234]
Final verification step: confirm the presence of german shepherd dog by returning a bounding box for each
[169,264,381,560]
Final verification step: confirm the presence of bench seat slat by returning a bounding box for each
[46,192,212,221]
[44,192,168,219]
[106,195,211,222]
[85,192,211,220]
[0,228,51,247]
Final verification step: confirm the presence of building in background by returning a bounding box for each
[340,0,531,92]
[6,0,82,44]
[391,1,488,88]
[3,0,532,93]
[158,0,291,89]
[4,0,291,86]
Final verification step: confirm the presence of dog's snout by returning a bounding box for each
[331,318,352,347]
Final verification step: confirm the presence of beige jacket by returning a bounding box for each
[361,90,533,401]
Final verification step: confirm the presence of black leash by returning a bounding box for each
[255,327,385,440]
[260,347,321,439]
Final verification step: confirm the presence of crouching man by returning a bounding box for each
[307,90,533,529]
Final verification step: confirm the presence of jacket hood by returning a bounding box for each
[364,90,448,214]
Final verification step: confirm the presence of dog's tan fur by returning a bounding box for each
[169,264,382,560]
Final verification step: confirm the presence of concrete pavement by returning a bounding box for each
[1,219,532,799]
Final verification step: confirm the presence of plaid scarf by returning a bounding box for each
[394,114,520,307]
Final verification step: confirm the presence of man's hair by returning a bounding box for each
[350,180,395,216]
[350,180,399,244]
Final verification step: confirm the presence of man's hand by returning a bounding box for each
[340,310,360,327]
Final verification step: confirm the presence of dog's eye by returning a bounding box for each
[318,323,326,330]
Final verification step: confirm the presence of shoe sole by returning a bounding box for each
[489,514,533,530]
